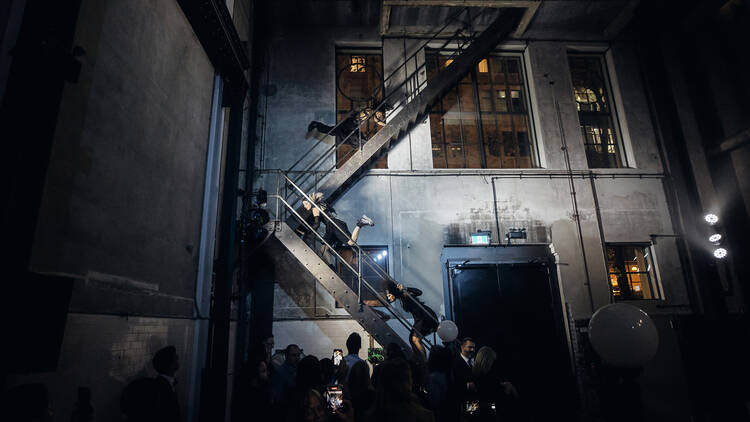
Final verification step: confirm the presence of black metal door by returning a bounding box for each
[450,262,577,419]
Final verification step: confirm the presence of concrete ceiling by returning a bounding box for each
[261,0,638,40]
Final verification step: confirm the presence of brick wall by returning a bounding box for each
[11,313,195,421]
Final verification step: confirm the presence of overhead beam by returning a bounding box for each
[604,0,640,38]
[380,0,540,37]
[380,3,392,35]
[383,0,538,7]
[513,0,540,38]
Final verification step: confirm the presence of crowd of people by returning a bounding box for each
[231,333,523,422]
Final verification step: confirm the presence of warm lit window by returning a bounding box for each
[607,244,661,300]
[350,56,366,73]
[427,51,538,168]
[568,54,624,168]
[336,50,386,168]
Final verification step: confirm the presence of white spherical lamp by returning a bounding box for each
[588,303,659,368]
[436,320,458,343]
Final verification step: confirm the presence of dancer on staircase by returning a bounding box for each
[386,280,439,361]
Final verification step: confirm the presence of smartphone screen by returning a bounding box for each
[325,385,343,413]
[332,349,343,366]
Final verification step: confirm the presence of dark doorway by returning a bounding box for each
[449,262,578,419]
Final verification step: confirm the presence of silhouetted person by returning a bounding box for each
[371,342,406,388]
[272,344,302,404]
[472,346,519,422]
[320,358,335,385]
[345,360,375,421]
[152,346,181,422]
[122,377,157,422]
[232,354,272,422]
[427,345,456,422]
[343,333,364,380]
[296,355,323,394]
[363,358,434,422]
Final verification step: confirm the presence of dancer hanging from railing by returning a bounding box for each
[386,280,439,361]
[305,106,387,146]
[316,201,374,264]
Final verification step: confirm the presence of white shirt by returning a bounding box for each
[461,353,473,367]
[159,374,176,391]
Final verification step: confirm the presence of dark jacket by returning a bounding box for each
[153,376,181,422]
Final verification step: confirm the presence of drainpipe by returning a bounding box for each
[554,98,596,314]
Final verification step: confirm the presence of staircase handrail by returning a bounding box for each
[269,171,439,346]
[286,7,491,197]
[279,172,441,329]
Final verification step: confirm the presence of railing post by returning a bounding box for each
[357,247,362,303]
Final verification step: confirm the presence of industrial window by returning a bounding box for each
[607,244,661,300]
[335,246,389,308]
[335,50,386,168]
[426,51,538,169]
[568,54,624,168]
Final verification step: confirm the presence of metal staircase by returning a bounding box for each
[286,6,525,206]
[266,173,435,356]
[264,7,527,355]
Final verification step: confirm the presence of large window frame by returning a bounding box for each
[567,52,629,169]
[426,50,540,169]
[335,48,387,169]
[606,243,663,301]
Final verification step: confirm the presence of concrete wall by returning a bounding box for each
[12,314,196,421]
[258,22,687,322]
[252,10,696,420]
[12,1,217,420]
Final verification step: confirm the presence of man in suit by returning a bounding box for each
[452,337,477,413]
[152,346,181,422]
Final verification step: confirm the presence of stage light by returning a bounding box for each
[704,214,719,225]
[708,233,722,243]
[713,248,727,259]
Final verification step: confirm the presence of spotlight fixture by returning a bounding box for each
[704,213,719,225]
[708,234,722,243]
[713,248,727,259]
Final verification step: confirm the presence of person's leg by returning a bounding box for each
[410,331,426,361]
[306,121,336,143]
[347,215,375,245]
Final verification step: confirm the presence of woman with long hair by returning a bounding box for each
[471,347,520,421]
[364,358,434,422]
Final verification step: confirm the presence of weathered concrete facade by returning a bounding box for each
[5,0,253,420]
[254,5,701,418]
[257,22,686,321]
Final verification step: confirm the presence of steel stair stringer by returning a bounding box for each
[271,221,413,355]
[314,7,526,204]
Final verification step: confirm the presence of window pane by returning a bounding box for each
[607,244,660,300]
[569,54,622,168]
[336,51,386,168]
[427,51,536,169]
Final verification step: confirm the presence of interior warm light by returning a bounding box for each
[444,59,454,67]
[708,233,722,243]
[704,213,719,225]
[631,266,638,271]
[713,248,727,259]
[478,59,488,73]
[633,285,641,292]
